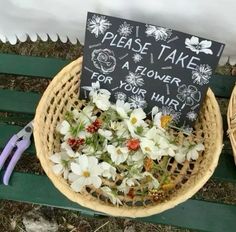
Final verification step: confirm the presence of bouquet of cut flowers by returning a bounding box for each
[50,81,204,205]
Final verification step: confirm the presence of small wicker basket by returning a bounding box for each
[227,84,236,164]
[34,57,223,217]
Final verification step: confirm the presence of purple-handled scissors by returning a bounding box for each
[0,120,33,185]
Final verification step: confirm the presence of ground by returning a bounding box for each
[0,39,236,232]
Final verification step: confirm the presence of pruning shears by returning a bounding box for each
[0,120,33,185]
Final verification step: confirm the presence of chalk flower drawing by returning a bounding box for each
[185,36,213,55]
[126,72,144,87]
[176,85,201,106]
[186,111,198,121]
[128,95,147,109]
[145,25,172,41]
[114,92,127,101]
[87,15,111,38]
[117,21,133,37]
[192,64,212,85]
[132,53,143,63]
[161,106,181,123]
[91,49,116,74]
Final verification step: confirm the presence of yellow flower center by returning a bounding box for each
[116,148,122,155]
[131,117,137,125]
[83,171,90,177]
[145,147,151,152]
[161,115,172,128]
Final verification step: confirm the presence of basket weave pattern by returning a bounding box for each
[227,85,236,164]
[34,57,223,217]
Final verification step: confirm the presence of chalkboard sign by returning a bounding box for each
[80,12,224,128]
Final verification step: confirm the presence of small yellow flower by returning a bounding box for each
[161,115,172,128]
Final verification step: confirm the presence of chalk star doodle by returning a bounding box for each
[145,25,172,41]
[132,53,143,63]
[192,64,212,85]
[125,72,144,87]
[161,106,181,123]
[185,36,213,55]
[91,48,116,74]
[128,95,147,109]
[87,15,111,38]
[186,111,198,121]
[176,84,201,106]
[117,21,133,37]
[114,92,127,101]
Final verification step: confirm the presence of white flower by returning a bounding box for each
[185,36,213,55]
[126,72,144,87]
[161,106,181,123]
[140,138,158,159]
[101,186,122,205]
[152,106,162,129]
[110,121,129,139]
[143,172,160,190]
[107,145,129,165]
[128,95,147,109]
[145,25,172,41]
[92,89,111,111]
[186,143,204,161]
[175,147,188,163]
[100,162,116,181]
[50,152,70,179]
[117,21,133,37]
[98,129,113,140]
[61,142,80,158]
[87,15,111,38]
[82,146,95,156]
[132,53,142,63]
[73,105,96,126]
[57,120,70,135]
[82,81,100,96]
[192,64,212,86]
[69,155,102,192]
[113,100,131,119]
[117,177,139,194]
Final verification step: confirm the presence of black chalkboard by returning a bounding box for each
[80,12,225,128]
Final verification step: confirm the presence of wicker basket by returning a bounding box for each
[34,57,223,218]
[227,84,236,164]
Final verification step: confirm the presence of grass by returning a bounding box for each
[0,39,236,231]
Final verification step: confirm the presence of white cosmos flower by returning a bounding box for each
[73,105,96,126]
[101,186,122,205]
[186,143,204,161]
[82,145,95,156]
[151,106,163,129]
[107,145,129,165]
[100,162,116,181]
[69,155,102,192]
[92,89,111,111]
[185,36,213,55]
[57,120,70,136]
[61,142,80,158]
[140,138,158,159]
[50,152,70,179]
[175,147,188,163]
[110,121,129,139]
[117,177,139,194]
[98,129,113,140]
[113,100,131,119]
[143,172,160,190]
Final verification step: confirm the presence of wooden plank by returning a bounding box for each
[0,89,40,114]
[0,53,70,78]
[0,172,235,232]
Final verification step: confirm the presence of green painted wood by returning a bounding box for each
[210,74,236,98]
[0,124,35,153]
[0,172,236,232]
[0,53,70,78]
[0,89,40,114]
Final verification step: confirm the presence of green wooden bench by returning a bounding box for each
[0,53,236,232]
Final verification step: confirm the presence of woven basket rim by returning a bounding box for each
[227,84,236,164]
[34,57,223,218]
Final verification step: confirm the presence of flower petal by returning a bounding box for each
[91,176,102,188]
[71,162,82,175]
[52,164,63,175]
[71,177,86,192]
[50,153,61,164]
[79,155,88,170]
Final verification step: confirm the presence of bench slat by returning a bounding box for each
[0,89,40,114]
[0,53,69,78]
[0,171,235,232]
[0,124,35,153]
